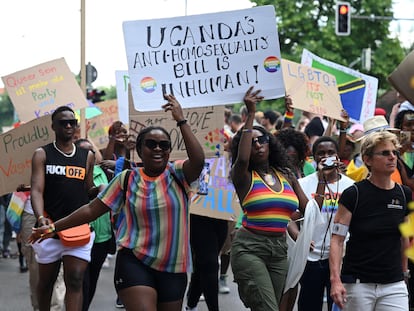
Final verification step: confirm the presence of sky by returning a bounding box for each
[0,0,412,88]
[0,0,253,88]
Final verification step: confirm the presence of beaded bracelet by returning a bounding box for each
[314,193,325,199]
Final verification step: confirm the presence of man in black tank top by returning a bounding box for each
[30,106,97,311]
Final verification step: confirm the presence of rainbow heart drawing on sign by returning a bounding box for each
[263,56,281,73]
[140,77,157,93]
[204,128,223,157]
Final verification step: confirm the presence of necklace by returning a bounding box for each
[53,141,76,157]
[263,173,276,186]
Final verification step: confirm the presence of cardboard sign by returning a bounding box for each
[87,99,121,151]
[129,99,225,160]
[301,49,378,124]
[388,50,414,105]
[0,115,54,196]
[123,5,284,111]
[281,59,344,121]
[190,155,241,221]
[2,58,88,122]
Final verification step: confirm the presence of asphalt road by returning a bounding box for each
[0,239,329,310]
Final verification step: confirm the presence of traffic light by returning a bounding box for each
[87,88,106,103]
[335,2,351,36]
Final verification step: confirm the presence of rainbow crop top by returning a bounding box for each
[241,169,299,233]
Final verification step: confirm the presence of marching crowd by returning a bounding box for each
[1,86,414,311]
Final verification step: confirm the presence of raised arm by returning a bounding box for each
[162,94,205,183]
[231,86,264,188]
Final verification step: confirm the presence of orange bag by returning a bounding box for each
[57,224,91,247]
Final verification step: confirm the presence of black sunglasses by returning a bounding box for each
[252,135,269,146]
[57,119,78,127]
[144,139,171,151]
[372,150,399,157]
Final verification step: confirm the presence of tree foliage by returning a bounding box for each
[253,0,407,92]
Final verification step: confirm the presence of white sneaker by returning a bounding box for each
[199,294,205,301]
[219,276,230,294]
[185,306,198,311]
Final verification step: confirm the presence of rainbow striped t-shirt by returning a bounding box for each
[97,161,191,273]
[241,170,299,233]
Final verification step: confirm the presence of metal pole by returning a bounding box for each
[80,0,86,138]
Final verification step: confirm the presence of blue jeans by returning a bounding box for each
[298,259,332,311]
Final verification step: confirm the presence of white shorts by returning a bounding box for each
[32,232,95,264]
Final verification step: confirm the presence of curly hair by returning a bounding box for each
[275,128,308,163]
[395,109,414,129]
[135,126,171,157]
[231,125,290,173]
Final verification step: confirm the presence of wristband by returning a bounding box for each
[242,129,252,133]
[176,119,187,127]
[38,215,45,222]
[284,111,294,123]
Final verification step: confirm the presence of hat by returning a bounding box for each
[374,108,387,116]
[356,115,398,141]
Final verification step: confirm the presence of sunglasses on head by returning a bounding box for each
[57,119,78,127]
[144,139,171,151]
[252,135,269,146]
[372,149,399,157]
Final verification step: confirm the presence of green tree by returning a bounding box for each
[253,0,407,91]
[0,91,14,132]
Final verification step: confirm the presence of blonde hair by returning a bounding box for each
[360,131,400,170]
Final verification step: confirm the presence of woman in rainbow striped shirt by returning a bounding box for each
[230,86,308,311]
[30,94,205,311]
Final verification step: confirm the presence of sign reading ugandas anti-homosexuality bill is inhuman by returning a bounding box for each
[123,5,285,111]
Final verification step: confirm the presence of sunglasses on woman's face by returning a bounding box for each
[372,149,399,157]
[252,135,269,146]
[144,139,171,151]
[57,119,78,127]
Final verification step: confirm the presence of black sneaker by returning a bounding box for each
[115,297,124,308]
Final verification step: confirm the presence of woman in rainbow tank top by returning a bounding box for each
[230,87,309,311]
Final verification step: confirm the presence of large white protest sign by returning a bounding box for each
[301,49,378,124]
[123,5,284,111]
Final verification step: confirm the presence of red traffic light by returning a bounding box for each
[339,5,349,15]
[335,2,351,36]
